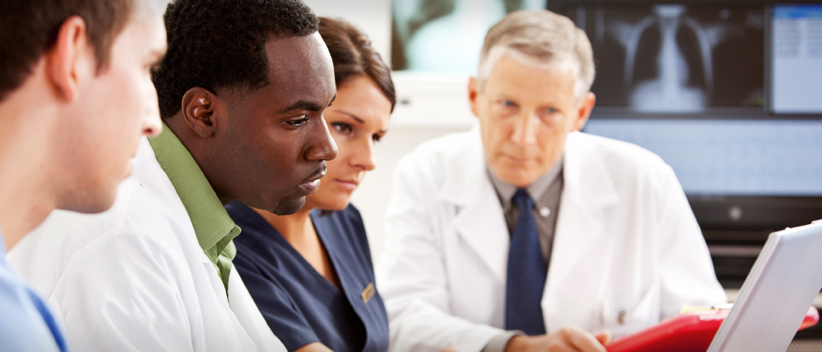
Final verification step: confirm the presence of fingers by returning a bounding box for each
[559,326,607,352]
[593,329,613,345]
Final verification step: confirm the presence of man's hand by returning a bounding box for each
[504,326,612,352]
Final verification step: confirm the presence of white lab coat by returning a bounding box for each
[376,127,726,352]
[8,138,286,352]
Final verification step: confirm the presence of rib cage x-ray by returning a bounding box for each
[566,4,765,113]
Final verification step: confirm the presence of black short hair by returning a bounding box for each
[0,0,133,102]
[152,0,319,119]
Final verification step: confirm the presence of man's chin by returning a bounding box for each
[270,196,306,216]
[492,168,539,188]
[60,190,118,214]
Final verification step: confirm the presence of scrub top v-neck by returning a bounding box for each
[228,201,389,352]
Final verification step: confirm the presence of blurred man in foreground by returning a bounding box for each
[377,9,726,352]
[8,0,337,350]
[0,0,164,350]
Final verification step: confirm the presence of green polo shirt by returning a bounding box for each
[148,124,240,293]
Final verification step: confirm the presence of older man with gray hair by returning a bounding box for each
[377,9,726,352]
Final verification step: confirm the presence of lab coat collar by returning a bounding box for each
[441,126,510,281]
[438,129,621,208]
[148,125,240,291]
[546,131,621,296]
[438,125,487,207]
[561,132,622,211]
[440,128,621,284]
[148,124,241,257]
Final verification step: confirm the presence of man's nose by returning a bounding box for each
[143,88,163,138]
[305,116,339,161]
[510,112,539,146]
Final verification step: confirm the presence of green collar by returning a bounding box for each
[148,123,240,292]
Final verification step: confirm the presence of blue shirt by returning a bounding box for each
[228,202,389,352]
[0,230,68,352]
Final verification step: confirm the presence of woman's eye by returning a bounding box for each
[332,122,352,133]
[287,116,309,127]
[372,134,382,143]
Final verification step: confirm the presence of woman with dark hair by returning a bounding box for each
[227,18,394,352]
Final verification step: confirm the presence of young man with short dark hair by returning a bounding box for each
[8,0,337,350]
[0,0,164,350]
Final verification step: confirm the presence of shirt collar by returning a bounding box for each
[488,156,564,210]
[148,123,241,260]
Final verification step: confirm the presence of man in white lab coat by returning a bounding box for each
[0,0,165,350]
[9,0,338,350]
[377,10,727,352]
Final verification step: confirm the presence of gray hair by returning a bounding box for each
[477,10,595,101]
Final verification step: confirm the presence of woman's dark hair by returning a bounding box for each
[318,17,396,112]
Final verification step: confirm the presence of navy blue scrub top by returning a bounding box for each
[228,201,389,352]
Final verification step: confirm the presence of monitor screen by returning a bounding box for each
[584,119,822,196]
[563,2,822,197]
[771,4,822,114]
[564,3,766,113]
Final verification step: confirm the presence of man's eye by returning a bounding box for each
[332,122,352,133]
[544,107,559,114]
[501,100,517,107]
[147,61,162,74]
[287,117,309,127]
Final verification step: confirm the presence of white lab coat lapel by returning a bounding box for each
[133,138,215,271]
[440,127,510,282]
[546,132,621,297]
[133,137,285,350]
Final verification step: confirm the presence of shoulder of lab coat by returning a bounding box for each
[564,131,726,318]
[377,126,505,352]
[8,137,286,352]
[377,128,726,351]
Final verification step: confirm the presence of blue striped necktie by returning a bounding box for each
[505,189,547,335]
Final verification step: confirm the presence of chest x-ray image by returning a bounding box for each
[565,4,765,113]
[392,0,547,73]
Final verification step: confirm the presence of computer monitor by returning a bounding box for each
[546,1,822,290]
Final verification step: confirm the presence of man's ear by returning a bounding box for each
[468,77,481,118]
[46,16,94,102]
[181,87,220,138]
[573,92,596,132]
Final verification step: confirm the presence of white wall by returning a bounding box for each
[302,0,392,65]
[302,0,474,262]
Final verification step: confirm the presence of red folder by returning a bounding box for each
[605,306,819,352]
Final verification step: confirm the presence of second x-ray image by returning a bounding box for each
[564,4,765,113]
[392,0,547,74]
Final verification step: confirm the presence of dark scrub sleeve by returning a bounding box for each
[233,251,321,350]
